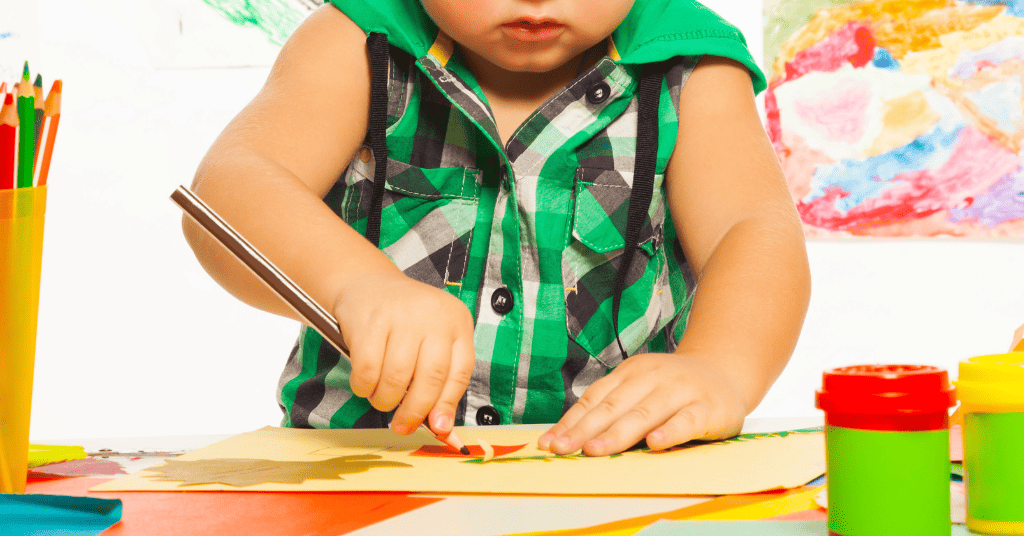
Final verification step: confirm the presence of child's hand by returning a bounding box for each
[332,271,476,438]
[1011,322,1024,352]
[537,352,748,456]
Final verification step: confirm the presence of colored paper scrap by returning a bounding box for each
[493,487,824,536]
[145,455,412,487]
[0,492,122,536]
[633,520,973,535]
[28,444,87,468]
[687,486,822,520]
[28,458,128,479]
[410,443,527,458]
[27,477,443,536]
[92,426,826,495]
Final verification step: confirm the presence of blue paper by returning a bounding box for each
[0,493,122,536]
[634,520,971,535]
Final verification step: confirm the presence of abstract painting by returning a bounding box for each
[765,0,1024,237]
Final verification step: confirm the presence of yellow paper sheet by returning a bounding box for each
[91,427,825,496]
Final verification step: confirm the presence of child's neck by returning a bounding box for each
[461,43,603,104]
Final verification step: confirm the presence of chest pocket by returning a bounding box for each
[563,166,675,367]
[340,150,481,293]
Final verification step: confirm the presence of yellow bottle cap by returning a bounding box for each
[954,353,1024,413]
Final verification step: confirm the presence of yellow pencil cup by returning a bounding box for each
[954,354,1024,535]
[0,185,48,494]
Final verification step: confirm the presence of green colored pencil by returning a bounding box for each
[16,62,35,188]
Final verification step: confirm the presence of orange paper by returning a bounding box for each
[27,477,442,536]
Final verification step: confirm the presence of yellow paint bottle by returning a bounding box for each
[954,354,1024,535]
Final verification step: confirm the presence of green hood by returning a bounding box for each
[328,0,766,94]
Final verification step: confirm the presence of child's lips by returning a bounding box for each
[502,19,565,42]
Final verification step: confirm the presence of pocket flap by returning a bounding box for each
[383,159,480,200]
[572,167,664,255]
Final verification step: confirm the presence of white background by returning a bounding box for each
[22,0,1024,441]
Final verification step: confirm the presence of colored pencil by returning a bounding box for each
[16,62,35,188]
[1,93,17,190]
[0,82,6,95]
[170,186,472,455]
[33,74,44,154]
[34,80,61,187]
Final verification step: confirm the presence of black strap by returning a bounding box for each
[365,32,390,247]
[612,63,663,361]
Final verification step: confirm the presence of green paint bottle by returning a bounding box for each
[816,365,956,536]
[954,354,1024,535]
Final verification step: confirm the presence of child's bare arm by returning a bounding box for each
[183,6,385,319]
[541,55,811,456]
[182,6,474,436]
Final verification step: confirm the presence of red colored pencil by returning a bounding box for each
[0,93,17,190]
[35,80,61,187]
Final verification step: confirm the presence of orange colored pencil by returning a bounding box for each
[0,82,7,95]
[34,80,61,187]
[1,93,17,190]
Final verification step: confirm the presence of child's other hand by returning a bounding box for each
[333,272,476,438]
[537,352,748,456]
[1010,322,1024,352]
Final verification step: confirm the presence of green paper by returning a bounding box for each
[0,493,122,536]
[963,412,1024,522]
[826,426,951,536]
[634,521,971,536]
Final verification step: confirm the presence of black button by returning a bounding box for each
[586,82,611,104]
[476,406,502,425]
[490,287,514,315]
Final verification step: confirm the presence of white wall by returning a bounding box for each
[26,0,1024,441]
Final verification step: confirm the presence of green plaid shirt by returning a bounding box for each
[277,29,704,428]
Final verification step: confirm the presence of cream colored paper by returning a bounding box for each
[91,427,825,496]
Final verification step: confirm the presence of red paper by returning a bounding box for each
[26,477,442,536]
[410,443,528,458]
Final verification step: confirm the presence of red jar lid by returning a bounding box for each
[815,364,956,431]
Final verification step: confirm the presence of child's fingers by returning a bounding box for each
[391,336,452,435]
[539,375,618,450]
[548,380,647,455]
[580,390,681,456]
[345,320,387,399]
[429,333,475,430]
[644,405,704,451]
[369,330,418,413]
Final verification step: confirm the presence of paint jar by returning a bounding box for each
[816,364,956,536]
[954,354,1024,535]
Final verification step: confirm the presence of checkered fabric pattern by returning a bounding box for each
[277,37,700,429]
